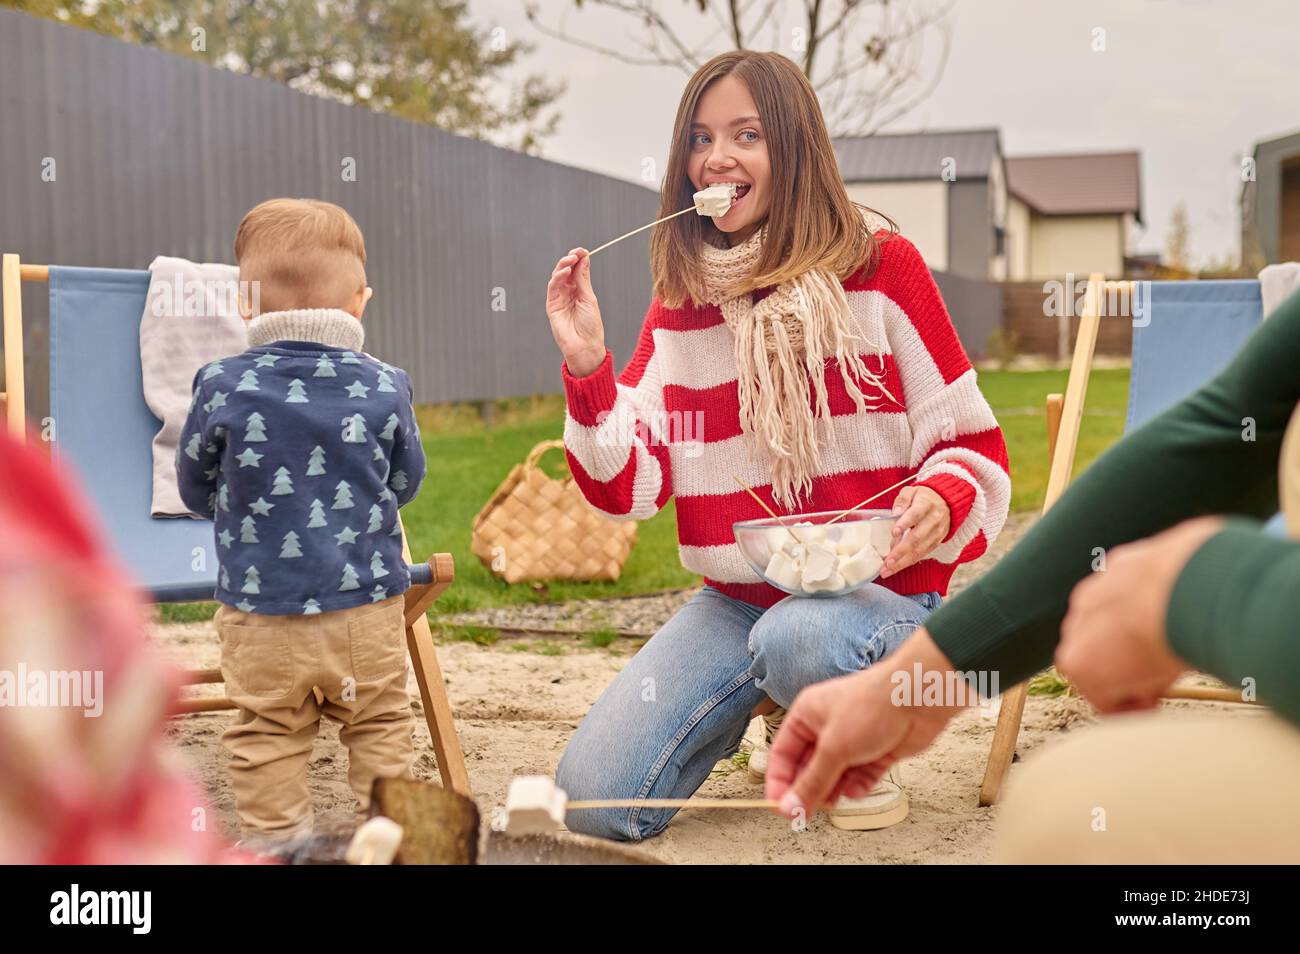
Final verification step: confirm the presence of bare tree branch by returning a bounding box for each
[802,0,823,75]
[524,0,953,135]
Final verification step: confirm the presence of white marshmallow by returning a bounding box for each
[693,183,737,217]
[791,523,828,546]
[504,775,568,837]
[803,569,847,593]
[765,550,804,591]
[832,527,863,556]
[832,523,869,555]
[869,519,896,558]
[800,543,839,584]
[839,544,884,586]
[764,525,802,556]
[345,816,404,865]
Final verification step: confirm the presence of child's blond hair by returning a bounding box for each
[235,198,367,315]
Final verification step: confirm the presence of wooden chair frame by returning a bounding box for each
[1,253,470,796]
[978,273,1258,807]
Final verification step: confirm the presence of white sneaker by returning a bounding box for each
[746,707,786,780]
[829,776,909,831]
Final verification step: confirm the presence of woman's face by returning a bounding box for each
[687,74,772,246]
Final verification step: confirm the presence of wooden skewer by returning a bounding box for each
[730,474,804,544]
[567,797,778,811]
[587,206,694,257]
[826,468,938,525]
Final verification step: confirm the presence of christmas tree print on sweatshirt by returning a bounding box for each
[175,308,426,615]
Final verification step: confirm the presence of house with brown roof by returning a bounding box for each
[1005,151,1143,280]
[833,129,1009,282]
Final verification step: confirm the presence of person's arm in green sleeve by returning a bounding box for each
[925,292,1300,688]
[1166,519,1300,723]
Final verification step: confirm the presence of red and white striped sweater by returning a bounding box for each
[561,233,1010,608]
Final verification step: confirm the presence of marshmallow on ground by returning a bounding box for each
[345,816,404,865]
[505,776,568,837]
[839,544,884,586]
[693,183,737,217]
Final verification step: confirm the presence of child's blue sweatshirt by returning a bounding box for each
[175,308,426,615]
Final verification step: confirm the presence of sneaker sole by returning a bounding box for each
[828,796,909,831]
[747,763,766,783]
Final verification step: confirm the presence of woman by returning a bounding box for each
[544,50,1009,841]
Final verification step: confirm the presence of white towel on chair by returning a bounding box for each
[140,256,248,517]
[1260,263,1300,318]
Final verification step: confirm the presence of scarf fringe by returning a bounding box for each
[701,230,895,510]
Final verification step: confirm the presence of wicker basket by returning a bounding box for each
[470,439,638,583]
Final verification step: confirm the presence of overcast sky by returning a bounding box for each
[472,0,1300,267]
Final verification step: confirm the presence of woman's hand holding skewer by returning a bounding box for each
[546,247,606,378]
[879,486,951,579]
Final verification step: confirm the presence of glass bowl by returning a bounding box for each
[733,509,896,598]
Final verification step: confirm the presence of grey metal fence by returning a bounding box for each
[0,8,659,423]
[933,271,1004,363]
[0,9,1005,422]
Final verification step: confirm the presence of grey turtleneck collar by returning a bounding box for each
[246,308,365,352]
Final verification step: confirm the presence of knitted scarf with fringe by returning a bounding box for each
[698,227,894,510]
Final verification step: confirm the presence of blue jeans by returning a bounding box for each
[556,583,941,841]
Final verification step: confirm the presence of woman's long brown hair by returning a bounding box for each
[650,50,896,308]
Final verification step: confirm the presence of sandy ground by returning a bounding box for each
[153,512,1251,864]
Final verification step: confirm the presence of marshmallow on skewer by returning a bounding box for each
[345,816,404,865]
[504,775,568,837]
[693,183,738,217]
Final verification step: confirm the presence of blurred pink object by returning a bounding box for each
[0,430,243,863]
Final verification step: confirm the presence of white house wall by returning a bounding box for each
[1027,212,1125,279]
[1007,196,1032,280]
[846,180,949,272]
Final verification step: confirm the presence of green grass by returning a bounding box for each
[1027,668,1072,697]
[981,367,1129,513]
[160,601,221,623]
[159,369,1130,620]
[432,622,500,646]
[398,397,700,616]
[585,627,620,648]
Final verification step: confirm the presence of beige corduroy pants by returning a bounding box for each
[215,594,414,838]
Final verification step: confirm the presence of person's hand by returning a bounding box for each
[765,629,965,816]
[880,485,951,578]
[1055,516,1225,713]
[546,247,606,378]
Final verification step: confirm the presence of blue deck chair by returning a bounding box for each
[1128,279,1264,428]
[1,255,470,796]
[1128,279,1286,535]
[979,275,1273,806]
